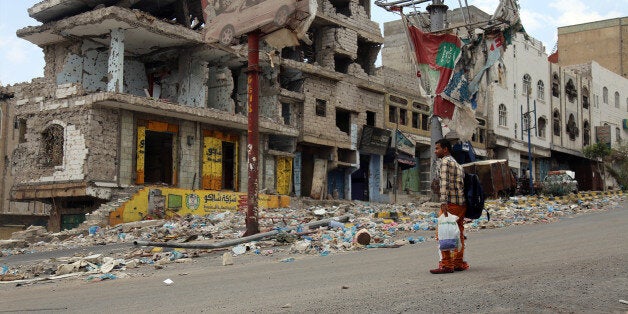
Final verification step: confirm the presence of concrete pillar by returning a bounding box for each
[107,28,125,93]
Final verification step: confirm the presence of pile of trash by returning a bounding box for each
[0,193,624,283]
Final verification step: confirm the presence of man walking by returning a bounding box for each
[430,138,468,274]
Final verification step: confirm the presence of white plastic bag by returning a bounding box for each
[437,213,460,251]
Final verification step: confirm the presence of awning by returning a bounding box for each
[384,150,416,170]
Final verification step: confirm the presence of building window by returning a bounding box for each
[617,127,622,142]
[335,108,351,135]
[498,104,507,126]
[582,87,589,109]
[388,106,398,123]
[565,79,577,103]
[523,74,531,96]
[513,83,517,98]
[537,80,544,100]
[41,124,64,167]
[412,112,419,129]
[281,102,291,125]
[523,113,530,133]
[615,91,620,108]
[553,109,561,136]
[583,120,590,146]
[366,111,375,126]
[399,108,407,125]
[566,113,578,141]
[537,117,546,138]
[603,87,608,104]
[551,73,560,97]
[315,99,326,117]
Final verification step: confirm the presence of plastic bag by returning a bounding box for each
[437,213,460,251]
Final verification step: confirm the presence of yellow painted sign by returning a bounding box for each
[276,156,293,195]
[108,187,290,225]
[202,136,223,190]
[136,126,146,184]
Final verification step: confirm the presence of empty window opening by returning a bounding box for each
[338,148,356,163]
[522,74,531,96]
[603,87,608,104]
[614,91,620,108]
[356,39,379,75]
[358,0,370,16]
[329,0,351,16]
[582,87,590,109]
[399,108,407,125]
[537,80,544,100]
[279,64,303,92]
[316,99,326,117]
[566,113,578,141]
[553,110,561,136]
[269,134,294,152]
[300,35,316,64]
[538,117,547,137]
[144,130,174,185]
[366,111,375,126]
[334,54,351,74]
[583,121,590,146]
[421,114,429,131]
[412,112,419,129]
[222,141,235,190]
[41,124,64,167]
[552,73,560,98]
[281,102,291,125]
[388,106,398,123]
[565,79,577,103]
[336,108,351,134]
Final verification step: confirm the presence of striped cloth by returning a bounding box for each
[439,155,465,205]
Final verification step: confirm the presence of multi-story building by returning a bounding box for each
[1,0,428,230]
[557,17,628,78]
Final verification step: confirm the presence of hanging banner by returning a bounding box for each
[408,25,462,119]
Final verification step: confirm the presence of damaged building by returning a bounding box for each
[2,0,428,231]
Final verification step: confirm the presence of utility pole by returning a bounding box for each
[244,30,261,236]
[427,0,448,200]
[521,88,537,195]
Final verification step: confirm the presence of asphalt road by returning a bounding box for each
[1,201,626,313]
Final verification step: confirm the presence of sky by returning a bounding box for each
[0,0,626,85]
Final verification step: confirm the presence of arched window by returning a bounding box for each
[583,120,590,146]
[582,87,589,109]
[523,74,531,96]
[498,104,507,126]
[615,91,620,108]
[537,117,546,138]
[566,113,578,141]
[551,73,560,97]
[617,127,622,142]
[41,124,64,167]
[565,79,577,103]
[523,113,530,133]
[553,109,561,136]
[603,87,608,104]
[537,80,544,100]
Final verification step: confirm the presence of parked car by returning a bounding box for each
[202,0,309,45]
[542,170,578,195]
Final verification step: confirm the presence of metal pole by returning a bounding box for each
[427,1,447,201]
[245,31,261,236]
[526,91,534,195]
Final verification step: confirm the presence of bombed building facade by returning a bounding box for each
[1,0,429,230]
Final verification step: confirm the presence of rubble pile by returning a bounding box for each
[0,193,624,283]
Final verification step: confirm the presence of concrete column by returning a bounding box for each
[107,28,125,93]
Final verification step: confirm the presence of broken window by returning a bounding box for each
[279,66,303,92]
[334,54,351,74]
[399,108,407,125]
[565,79,577,103]
[412,112,419,129]
[329,0,351,16]
[316,99,326,117]
[553,109,561,136]
[356,39,379,75]
[537,80,544,100]
[40,124,64,167]
[366,111,375,126]
[537,117,547,138]
[336,108,351,134]
[582,87,590,109]
[388,106,398,124]
[566,113,578,141]
[281,102,291,125]
[552,73,560,98]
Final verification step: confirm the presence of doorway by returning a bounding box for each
[144,130,173,184]
[351,154,370,201]
[222,141,235,190]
